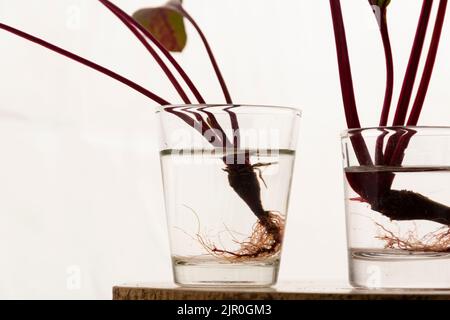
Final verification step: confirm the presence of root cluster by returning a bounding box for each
[197,211,285,261]
[376,222,450,252]
[182,160,285,262]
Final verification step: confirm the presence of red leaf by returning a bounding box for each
[133,2,187,52]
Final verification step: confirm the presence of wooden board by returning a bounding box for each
[113,282,450,300]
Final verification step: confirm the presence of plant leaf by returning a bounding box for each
[133,1,187,52]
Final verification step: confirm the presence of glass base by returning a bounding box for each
[349,248,450,289]
[172,256,279,287]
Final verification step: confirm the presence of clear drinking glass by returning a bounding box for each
[157,104,301,287]
[342,126,450,288]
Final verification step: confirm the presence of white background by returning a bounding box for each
[0,0,449,299]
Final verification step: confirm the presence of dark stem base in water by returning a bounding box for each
[346,166,450,225]
[372,189,450,225]
[217,161,283,259]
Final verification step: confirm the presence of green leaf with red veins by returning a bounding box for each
[132,0,186,52]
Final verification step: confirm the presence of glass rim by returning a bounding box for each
[156,104,302,116]
[341,125,450,138]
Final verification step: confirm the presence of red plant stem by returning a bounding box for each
[0,21,223,149]
[408,0,448,126]
[376,128,417,193]
[167,2,240,151]
[375,129,389,165]
[384,0,445,167]
[378,8,394,127]
[182,106,205,123]
[392,0,433,126]
[329,0,373,166]
[180,106,224,145]
[388,129,417,166]
[0,22,169,105]
[165,107,223,148]
[0,11,228,152]
[101,0,206,104]
[329,0,361,130]
[99,0,191,104]
[224,105,241,150]
[101,0,233,148]
[373,6,394,166]
[198,106,232,146]
[385,0,447,173]
[181,106,223,145]
[168,2,233,104]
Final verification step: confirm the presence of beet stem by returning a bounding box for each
[378,8,394,127]
[0,22,169,105]
[223,105,242,151]
[386,1,446,167]
[166,2,240,149]
[99,0,207,105]
[392,0,433,126]
[198,106,233,147]
[99,0,191,104]
[407,0,448,126]
[100,0,234,147]
[165,106,224,148]
[329,0,373,166]
[329,0,361,129]
[373,6,394,165]
[168,2,233,104]
[339,2,450,226]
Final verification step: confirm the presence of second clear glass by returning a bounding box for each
[342,126,450,288]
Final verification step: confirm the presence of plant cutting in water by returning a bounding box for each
[0,0,283,260]
[330,0,450,250]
